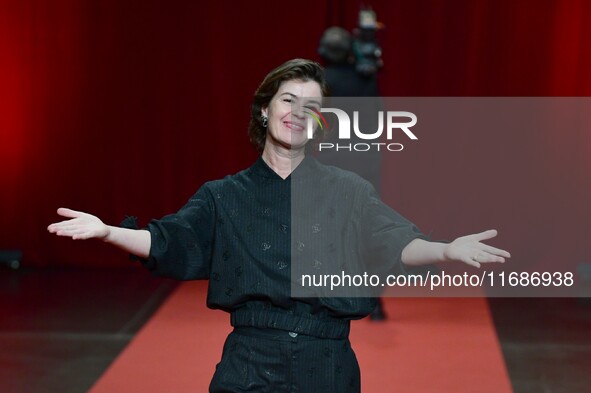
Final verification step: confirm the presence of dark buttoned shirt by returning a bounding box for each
[124,155,427,338]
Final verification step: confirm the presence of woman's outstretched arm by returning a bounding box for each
[401,229,510,268]
[47,208,151,259]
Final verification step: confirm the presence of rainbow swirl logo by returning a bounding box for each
[304,108,328,136]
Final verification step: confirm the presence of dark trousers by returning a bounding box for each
[209,327,361,393]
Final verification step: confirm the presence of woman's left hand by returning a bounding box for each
[443,229,511,268]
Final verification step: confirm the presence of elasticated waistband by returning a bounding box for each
[230,309,350,339]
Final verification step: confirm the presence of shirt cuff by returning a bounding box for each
[119,215,142,262]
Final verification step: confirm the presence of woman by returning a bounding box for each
[48,58,510,392]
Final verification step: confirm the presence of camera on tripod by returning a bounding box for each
[318,7,384,77]
[353,8,384,76]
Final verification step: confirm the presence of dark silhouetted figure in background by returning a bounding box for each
[317,25,388,320]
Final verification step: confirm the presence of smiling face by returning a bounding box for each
[261,79,323,153]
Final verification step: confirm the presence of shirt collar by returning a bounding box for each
[251,155,318,180]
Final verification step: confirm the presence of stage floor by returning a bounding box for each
[0,267,589,392]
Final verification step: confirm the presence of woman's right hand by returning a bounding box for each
[47,208,110,240]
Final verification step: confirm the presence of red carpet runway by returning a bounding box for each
[89,281,512,392]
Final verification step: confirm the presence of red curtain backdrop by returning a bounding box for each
[1,0,590,267]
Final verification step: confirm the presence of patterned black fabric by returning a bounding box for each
[209,327,361,393]
[125,155,428,390]
[126,155,427,325]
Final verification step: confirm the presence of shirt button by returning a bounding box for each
[288,332,298,338]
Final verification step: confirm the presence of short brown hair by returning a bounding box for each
[248,58,329,152]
